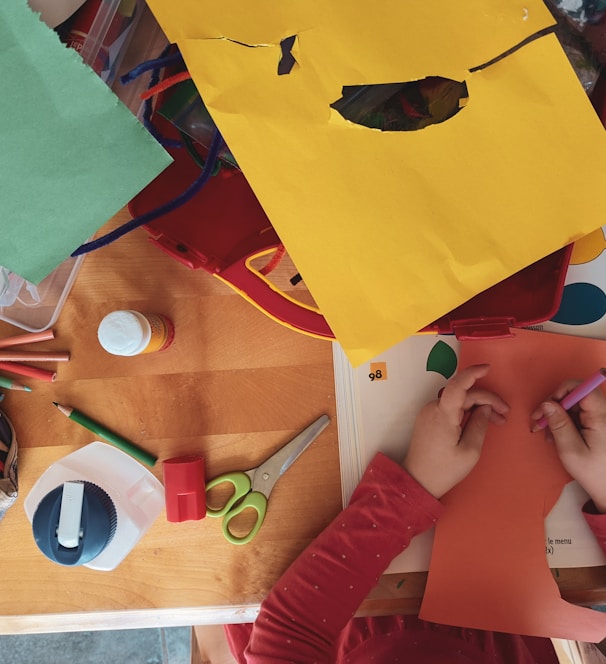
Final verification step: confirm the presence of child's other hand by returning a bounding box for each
[531,382,606,513]
[402,364,509,499]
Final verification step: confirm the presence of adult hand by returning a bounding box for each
[402,364,509,499]
[531,381,606,513]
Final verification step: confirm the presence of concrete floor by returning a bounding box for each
[0,626,191,664]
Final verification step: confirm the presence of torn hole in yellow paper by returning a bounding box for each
[330,77,469,132]
[278,35,298,75]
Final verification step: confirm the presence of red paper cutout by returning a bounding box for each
[420,329,606,641]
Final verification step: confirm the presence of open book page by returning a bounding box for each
[541,229,606,340]
[541,226,606,568]
[334,334,455,574]
[333,333,606,574]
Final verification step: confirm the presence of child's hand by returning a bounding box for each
[402,364,509,499]
[531,382,606,513]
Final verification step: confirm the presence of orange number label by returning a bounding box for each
[369,362,387,382]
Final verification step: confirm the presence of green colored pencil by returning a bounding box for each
[0,375,31,392]
[52,402,157,467]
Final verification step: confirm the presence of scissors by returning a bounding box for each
[206,414,330,544]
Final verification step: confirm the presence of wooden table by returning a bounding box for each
[1,212,606,635]
[0,210,341,634]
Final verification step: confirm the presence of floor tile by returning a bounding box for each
[0,626,191,664]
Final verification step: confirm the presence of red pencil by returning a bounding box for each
[0,361,56,383]
[0,329,55,349]
[0,350,69,362]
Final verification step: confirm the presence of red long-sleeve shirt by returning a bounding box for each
[225,453,606,662]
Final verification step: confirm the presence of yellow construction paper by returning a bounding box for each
[146,1,554,69]
[147,0,606,366]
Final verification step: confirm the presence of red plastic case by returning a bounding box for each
[426,245,572,339]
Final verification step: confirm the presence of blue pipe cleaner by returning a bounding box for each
[142,52,183,149]
[71,129,224,256]
[121,46,184,149]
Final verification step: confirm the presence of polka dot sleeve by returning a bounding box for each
[243,453,443,662]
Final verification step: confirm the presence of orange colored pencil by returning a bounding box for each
[0,329,55,349]
[0,362,56,382]
[0,350,69,362]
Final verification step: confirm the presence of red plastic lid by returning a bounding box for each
[163,455,206,523]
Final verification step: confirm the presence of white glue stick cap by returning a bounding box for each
[97,310,151,356]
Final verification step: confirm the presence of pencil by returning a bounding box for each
[0,362,56,382]
[534,368,606,430]
[52,402,157,467]
[0,375,31,392]
[0,329,55,349]
[0,350,69,362]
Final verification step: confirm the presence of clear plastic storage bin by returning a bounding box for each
[0,256,85,332]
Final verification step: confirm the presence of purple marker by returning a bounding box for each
[535,368,606,430]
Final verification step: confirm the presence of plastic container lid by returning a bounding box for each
[32,480,117,566]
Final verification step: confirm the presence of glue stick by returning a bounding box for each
[97,310,174,356]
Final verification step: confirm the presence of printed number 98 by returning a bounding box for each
[369,362,387,382]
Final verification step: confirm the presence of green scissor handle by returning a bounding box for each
[206,471,252,518]
[206,471,268,544]
[221,490,267,545]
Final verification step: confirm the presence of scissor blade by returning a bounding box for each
[253,415,330,494]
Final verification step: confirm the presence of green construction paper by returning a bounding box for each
[0,1,172,283]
